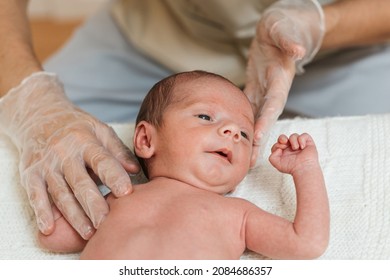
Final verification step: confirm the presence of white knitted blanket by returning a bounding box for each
[1,114,389,260]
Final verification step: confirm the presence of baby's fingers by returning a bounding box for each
[287,133,301,150]
[271,134,289,152]
[289,133,312,150]
[272,133,313,153]
[277,134,289,144]
[297,133,313,149]
[271,142,289,153]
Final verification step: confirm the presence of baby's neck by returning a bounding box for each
[148,176,198,190]
[144,176,223,196]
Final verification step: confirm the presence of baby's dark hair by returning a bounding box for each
[136,70,232,127]
[135,70,237,177]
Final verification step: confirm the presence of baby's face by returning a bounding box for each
[154,77,255,194]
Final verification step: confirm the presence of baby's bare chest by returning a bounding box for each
[106,192,248,259]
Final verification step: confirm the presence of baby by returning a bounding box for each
[38,70,329,259]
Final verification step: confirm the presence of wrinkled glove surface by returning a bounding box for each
[0,72,140,239]
[244,0,324,166]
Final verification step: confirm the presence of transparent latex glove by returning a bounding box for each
[0,72,140,239]
[244,0,324,166]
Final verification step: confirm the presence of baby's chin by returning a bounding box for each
[154,167,243,195]
[190,167,246,192]
[189,177,239,195]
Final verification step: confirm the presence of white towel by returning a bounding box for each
[1,114,389,259]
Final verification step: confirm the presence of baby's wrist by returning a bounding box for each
[290,160,321,177]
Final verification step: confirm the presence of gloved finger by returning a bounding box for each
[249,93,291,167]
[250,142,261,168]
[254,64,292,130]
[83,142,133,197]
[250,123,271,168]
[253,115,273,148]
[257,94,284,126]
[62,159,109,229]
[251,88,284,167]
[47,172,94,240]
[99,126,140,174]
[244,52,263,105]
[253,89,286,145]
[267,15,307,61]
[22,172,54,235]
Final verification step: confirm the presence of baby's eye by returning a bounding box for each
[241,131,249,140]
[197,114,212,121]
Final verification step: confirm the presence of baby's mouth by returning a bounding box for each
[211,148,232,163]
[216,151,227,157]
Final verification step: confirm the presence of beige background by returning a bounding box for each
[28,0,107,62]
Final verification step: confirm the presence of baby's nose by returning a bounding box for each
[219,123,241,142]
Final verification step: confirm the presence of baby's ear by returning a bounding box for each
[133,121,156,159]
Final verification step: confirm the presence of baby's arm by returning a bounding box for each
[245,133,329,259]
[38,184,116,253]
[37,204,88,253]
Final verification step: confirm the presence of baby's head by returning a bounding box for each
[134,70,255,194]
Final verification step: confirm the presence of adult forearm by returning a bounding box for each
[0,0,42,97]
[321,0,390,50]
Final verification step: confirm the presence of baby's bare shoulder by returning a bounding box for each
[221,196,262,215]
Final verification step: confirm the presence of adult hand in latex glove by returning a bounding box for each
[244,0,324,166]
[0,72,140,239]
